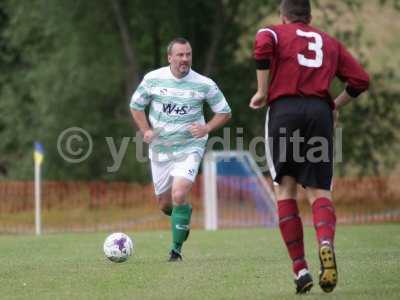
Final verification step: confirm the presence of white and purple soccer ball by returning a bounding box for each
[103,232,134,263]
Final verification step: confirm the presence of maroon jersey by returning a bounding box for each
[254,22,370,107]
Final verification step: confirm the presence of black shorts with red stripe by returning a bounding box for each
[266,97,334,190]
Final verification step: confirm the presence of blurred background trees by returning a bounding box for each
[0,0,399,181]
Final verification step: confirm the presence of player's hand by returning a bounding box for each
[333,109,339,127]
[143,129,155,144]
[249,92,267,109]
[190,123,209,138]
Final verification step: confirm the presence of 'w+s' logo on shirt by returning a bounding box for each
[162,103,190,115]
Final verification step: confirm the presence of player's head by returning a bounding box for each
[280,0,311,24]
[167,37,192,78]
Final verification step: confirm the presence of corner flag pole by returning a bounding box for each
[34,142,44,236]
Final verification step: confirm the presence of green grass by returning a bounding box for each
[0,224,399,300]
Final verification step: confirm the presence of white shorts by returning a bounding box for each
[150,153,202,195]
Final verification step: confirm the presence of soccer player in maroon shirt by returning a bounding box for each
[249,0,369,294]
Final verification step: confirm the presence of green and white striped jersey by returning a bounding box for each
[130,67,231,161]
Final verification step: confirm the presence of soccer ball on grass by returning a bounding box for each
[103,232,134,263]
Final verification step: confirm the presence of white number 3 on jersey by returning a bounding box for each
[296,29,323,68]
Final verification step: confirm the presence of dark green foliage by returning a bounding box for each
[0,0,398,180]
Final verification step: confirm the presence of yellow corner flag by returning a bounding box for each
[34,142,44,165]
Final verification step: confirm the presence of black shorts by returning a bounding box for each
[266,97,334,190]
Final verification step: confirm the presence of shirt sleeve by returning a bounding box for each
[253,28,277,70]
[205,81,231,114]
[129,78,152,110]
[336,42,370,97]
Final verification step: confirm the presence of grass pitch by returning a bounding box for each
[0,224,399,300]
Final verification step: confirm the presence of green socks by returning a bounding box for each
[171,204,192,253]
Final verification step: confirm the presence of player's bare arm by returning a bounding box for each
[130,109,155,143]
[332,90,357,127]
[333,89,354,109]
[190,113,231,138]
[249,69,269,109]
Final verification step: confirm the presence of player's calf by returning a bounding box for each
[278,199,308,275]
[160,204,172,216]
[311,197,336,244]
[157,193,173,216]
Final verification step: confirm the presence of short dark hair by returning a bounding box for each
[167,37,190,55]
[280,0,311,23]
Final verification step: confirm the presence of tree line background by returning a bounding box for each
[0,0,399,182]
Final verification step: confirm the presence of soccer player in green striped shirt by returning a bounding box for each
[130,38,231,261]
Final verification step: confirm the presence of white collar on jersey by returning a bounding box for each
[168,66,192,81]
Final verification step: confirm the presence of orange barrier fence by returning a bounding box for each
[0,176,399,233]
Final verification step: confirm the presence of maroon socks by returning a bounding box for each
[278,197,337,276]
[312,197,337,245]
[278,199,308,276]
